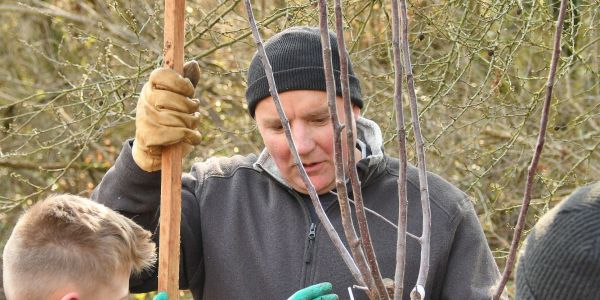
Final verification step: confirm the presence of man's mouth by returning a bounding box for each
[302,162,322,173]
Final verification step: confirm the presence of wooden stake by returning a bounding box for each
[159,0,185,299]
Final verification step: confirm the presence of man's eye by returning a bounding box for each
[313,118,329,124]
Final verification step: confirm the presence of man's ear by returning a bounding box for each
[59,292,80,300]
[352,104,361,118]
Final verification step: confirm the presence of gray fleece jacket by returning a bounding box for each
[92,117,501,300]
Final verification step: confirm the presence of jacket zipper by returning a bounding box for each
[304,222,317,285]
[287,189,316,287]
[305,223,316,263]
[288,190,337,287]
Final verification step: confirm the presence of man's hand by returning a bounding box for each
[132,61,202,172]
[288,282,338,300]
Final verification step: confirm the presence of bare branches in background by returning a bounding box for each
[0,1,599,298]
[494,0,569,298]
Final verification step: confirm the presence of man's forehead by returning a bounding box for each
[259,104,330,122]
[305,105,330,117]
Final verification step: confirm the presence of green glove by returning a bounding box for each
[153,291,168,300]
[288,282,338,300]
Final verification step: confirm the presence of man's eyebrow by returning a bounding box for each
[261,107,330,125]
[261,118,283,126]
[305,107,330,118]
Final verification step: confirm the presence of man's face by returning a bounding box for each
[255,90,360,194]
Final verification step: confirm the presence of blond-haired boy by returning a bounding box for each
[2,194,156,300]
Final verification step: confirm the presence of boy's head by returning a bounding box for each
[2,194,156,300]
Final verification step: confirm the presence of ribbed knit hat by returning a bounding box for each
[245,26,363,118]
[516,182,600,300]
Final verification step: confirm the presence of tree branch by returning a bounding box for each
[320,0,379,297]
[397,0,432,299]
[390,0,409,298]
[330,0,386,298]
[493,0,568,298]
[0,160,109,172]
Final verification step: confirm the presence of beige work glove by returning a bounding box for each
[133,61,202,172]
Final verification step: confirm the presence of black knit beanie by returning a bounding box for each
[245,26,363,118]
[516,182,600,300]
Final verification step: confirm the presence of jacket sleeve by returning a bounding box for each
[91,139,204,293]
[441,198,503,300]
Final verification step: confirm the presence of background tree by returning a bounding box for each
[1,0,599,298]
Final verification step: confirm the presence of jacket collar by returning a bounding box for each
[254,117,385,189]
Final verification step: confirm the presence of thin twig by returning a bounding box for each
[330,191,420,242]
[332,0,393,298]
[390,0,408,299]
[397,0,431,299]
[493,0,568,298]
[0,160,110,171]
[243,0,364,286]
[323,0,378,297]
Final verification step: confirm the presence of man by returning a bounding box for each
[92,26,500,299]
[2,194,156,300]
[516,182,600,299]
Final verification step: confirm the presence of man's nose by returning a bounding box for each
[292,124,315,156]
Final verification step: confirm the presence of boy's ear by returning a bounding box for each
[59,292,80,300]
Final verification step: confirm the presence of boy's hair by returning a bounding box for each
[2,194,156,299]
